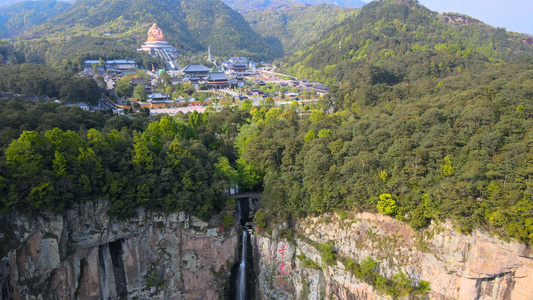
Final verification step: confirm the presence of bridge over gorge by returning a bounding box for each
[232,193,262,228]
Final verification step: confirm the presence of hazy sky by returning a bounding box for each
[365,0,533,35]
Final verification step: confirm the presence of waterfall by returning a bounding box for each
[236,230,248,300]
[237,199,243,221]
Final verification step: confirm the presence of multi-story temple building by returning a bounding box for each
[137,23,179,70]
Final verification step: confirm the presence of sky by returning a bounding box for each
[365,0,533,35]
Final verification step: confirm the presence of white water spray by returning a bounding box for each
[236,230,248,300]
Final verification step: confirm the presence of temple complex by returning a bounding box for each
[137,23,179,70]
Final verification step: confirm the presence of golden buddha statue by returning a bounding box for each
[147,23,165,42]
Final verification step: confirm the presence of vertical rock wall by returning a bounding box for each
[254,213,533,300]
[0,199,238,299]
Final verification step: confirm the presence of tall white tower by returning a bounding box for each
[208,44,212,61]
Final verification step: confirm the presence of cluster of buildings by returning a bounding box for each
[221,57,256,74]
[180,62,258,89]
[284,79,330,95]
[0,92,51,102]
[1,23,329,113]
[83,60,138,76]
[81,23,328,108]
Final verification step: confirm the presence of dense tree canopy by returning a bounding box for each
[0,64,100,103]
[243,4,359,56]
[0,101,256,221]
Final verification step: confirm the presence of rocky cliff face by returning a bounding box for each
[0,199,238,300]
[254,212,533,300]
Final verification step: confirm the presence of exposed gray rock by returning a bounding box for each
[0,199,238,299]
[254,213,533,300]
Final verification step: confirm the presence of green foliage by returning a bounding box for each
[290,100,299,110]
[132,133,156,171]
[359,257,378,280]
[417,280,431,294]
[243,3,359,56]
[342,256,430,297]
[215,156,238,182]
[133,83,147,101]
[115,76,134,98]
[264,97,275,108]
[318,241,336,266]
[409,204,430,229]
[296,253,321,270]
[239,0,533,244]
[0,64,96,101]
[187,110,208,129]
[317,129,331,138]
[240,99,253,111]
[281,0,533,88]
[265,108,282,123]
[145,272,164,289]
[60,76,101,105]
[379,170,388,182]
[222,214,236,227]
[441,156,455,176]
[0,0,71,38]
[377,193,398,216]
[309,110,325,122]
[392,271,413,296]
[0,101,252,219]
[236,157,263,191]
[304,129,316,143]
[221,198,237,227]
[253,208,268,229]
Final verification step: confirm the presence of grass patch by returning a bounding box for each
[296,253,321,270]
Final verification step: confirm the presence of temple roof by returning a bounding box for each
[207,72,228,81]
[183,64,210,73]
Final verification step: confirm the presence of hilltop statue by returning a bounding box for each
[138,23,179,70]
[147,23,165,42]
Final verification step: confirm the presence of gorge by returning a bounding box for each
[0,199,238,299]
[1,198,532,299]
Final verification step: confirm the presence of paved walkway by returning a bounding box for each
[150,106,206,115]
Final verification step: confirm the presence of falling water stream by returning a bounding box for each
[229,197,255,300]
[236,230,248,300]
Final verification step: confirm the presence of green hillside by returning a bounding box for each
[238,0,533,242]
[280,0,533,86]
[0,0,71,38]
[12,0,276,67]
[244,4,359,56]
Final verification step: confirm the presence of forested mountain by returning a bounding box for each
[280,0,533,86]
[223,0,366,10]
[8,0,276,68]
[0,0,70,7]
[238,0,533,243]
[244,4,359,56]
[0,0,71,38]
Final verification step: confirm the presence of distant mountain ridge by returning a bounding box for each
[244,4,359,55]
[8,0,276,66]
[281,0,533,86]
[223,0,367,10]
[0,0,71,38]
[0,0,74,7]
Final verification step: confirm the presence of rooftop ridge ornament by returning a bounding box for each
[147,23,165,42]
